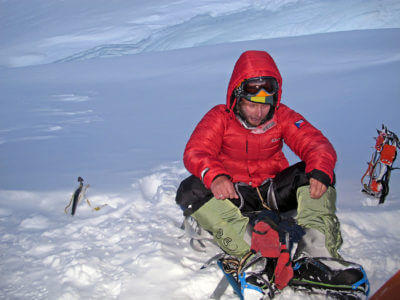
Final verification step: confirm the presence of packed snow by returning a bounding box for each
[1,0,400,299]
[1,0,400,68]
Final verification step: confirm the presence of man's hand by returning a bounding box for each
[309,177,328,199]
[210,176,239,200]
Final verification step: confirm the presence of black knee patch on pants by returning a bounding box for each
[175,175,213,216]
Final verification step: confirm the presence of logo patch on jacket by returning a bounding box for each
[295,119,305,128]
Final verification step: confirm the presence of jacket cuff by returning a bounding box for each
[212,174,231,182]
[203,169,230,189]
[307,169,332,187]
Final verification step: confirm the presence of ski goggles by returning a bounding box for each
[236,76,279,105]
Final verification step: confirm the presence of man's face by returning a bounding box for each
[239,99,271,127]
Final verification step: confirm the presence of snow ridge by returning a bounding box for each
[55,2,400,63]
[1,0,400,67]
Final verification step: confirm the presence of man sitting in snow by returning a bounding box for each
[175,51,367,294]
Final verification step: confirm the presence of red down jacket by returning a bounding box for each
[184,51,336,189]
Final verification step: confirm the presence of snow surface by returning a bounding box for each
[1,0,400,68]
[1,0,400,299]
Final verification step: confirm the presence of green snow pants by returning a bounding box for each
[191,197,251,259]
[191,186,342,259]
[296,186,343,258]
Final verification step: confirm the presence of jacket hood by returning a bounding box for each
[226,51,282,110]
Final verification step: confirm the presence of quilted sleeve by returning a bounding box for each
[183,105,230,188]
[278,104,337,186]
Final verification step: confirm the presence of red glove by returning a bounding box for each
[274,244,293,290]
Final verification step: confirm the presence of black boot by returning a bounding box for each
[292,228,370,297]
[291,256,369,297]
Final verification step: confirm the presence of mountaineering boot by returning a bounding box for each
[292,228,369,295]
[291,256,369,296]
[294,184,370,296]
